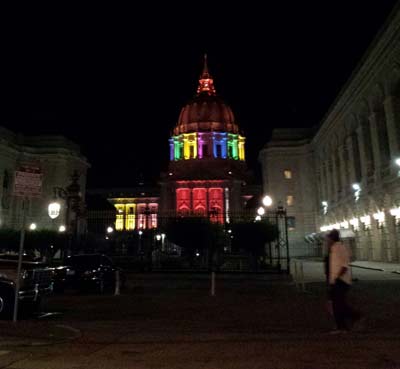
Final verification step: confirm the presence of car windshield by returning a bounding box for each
[68,255,104,268]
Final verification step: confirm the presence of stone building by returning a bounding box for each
[0,126,89,232]
[100,57,259,231]
[90,184,160,231]
[259,6,400,260]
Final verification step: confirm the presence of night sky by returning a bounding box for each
[2,2,398,188]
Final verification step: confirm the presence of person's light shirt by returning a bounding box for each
[329,242,352,285]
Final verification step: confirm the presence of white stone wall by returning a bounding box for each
[0,127,89,232]
[259,7,400,262]
[259,134,319,257]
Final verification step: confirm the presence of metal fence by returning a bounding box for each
[0,210,291,273]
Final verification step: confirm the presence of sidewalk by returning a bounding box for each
[0,320,81,347]
[292,258,400,283]
[350,260,400,273]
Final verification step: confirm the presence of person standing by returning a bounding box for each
[326,229,360,333]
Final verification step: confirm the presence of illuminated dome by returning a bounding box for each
[162,55,250,224]
[169,55,246,163]
[173,56,239,135]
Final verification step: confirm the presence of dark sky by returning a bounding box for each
[2,2,398,188]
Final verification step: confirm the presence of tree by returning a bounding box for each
[165,217,225,269]
[231,221,278,271]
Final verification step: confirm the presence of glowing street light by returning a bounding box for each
[395,158,400,167]
[352,183,361,201]
[107,226,114,234]
[322,201,328,215]
[48,202,61,219]
[59,225,66,232]
[262,195,273,207]
[257,206,265,216]
[29,223,37,230]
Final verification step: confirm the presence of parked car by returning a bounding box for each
[0,253,54,319]
[54,254,126,293]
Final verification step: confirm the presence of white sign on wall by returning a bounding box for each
[13,165,42,198]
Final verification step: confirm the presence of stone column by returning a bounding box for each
[385,210,397,262]
[331,154,339,203]
[320,162,327,201]
[356,123,371,185]
[338,145,348,196]
[345,135,357,187]
[369,110,391,179]
[325,160,333,203]
[383,95,400,162]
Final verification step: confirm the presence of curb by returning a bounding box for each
[0,324,81,348]
[350,264,400,274]
[350,264,384,272]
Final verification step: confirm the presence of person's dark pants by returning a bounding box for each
[331,279,359,330]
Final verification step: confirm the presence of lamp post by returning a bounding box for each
[275,203,289,274]
[49,171,82,257]
[259,195,273,265]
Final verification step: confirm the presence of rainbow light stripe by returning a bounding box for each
[169,132,245,161]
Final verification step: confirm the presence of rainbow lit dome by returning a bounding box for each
[169,56,245,162]
[175,95,238,135]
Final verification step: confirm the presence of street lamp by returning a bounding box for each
[59,225,66,232]
[257,206,265,216]
[395,158,400,177]
[107,226,114,234]
[49,171,83,256]
[321,201,328,215]
[262,195,273,207]
[29,223,37,230]
[48,201,61,219]
[352,183,361,201]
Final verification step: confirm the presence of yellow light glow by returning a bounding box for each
[125,204,136,230]
[183,133,197,159]
[238,136,245,160]
[115,204,125,230]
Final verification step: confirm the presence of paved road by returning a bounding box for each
[0,273,399,369]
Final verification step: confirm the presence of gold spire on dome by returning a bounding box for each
[197,54,216,95]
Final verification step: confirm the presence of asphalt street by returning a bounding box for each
[0,270,399,369]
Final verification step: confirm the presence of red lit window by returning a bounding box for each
[176,188,191,215]
[149,203,158,228]
[192,188,207,216]
[208,188,224,223]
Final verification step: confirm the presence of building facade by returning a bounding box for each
[0,126,90,232]
[93,185,160,231]
[259,7,400,261]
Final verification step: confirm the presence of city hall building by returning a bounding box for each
[105,57,258,231]
[259,7,400,261]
